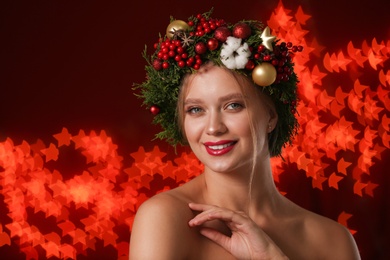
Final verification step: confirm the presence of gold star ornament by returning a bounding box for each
[260,26,276,51]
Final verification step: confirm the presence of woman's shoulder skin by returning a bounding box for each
[129,188,198,259]
[303,209,361,259]
[276,200,361,260]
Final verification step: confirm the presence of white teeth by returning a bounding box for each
[208,143,233,150]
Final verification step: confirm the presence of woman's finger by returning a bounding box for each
[188,204,248,227]
[199,227,232,250]
[188,202,215,212]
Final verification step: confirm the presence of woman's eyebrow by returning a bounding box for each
[184,93,246,105]
[184,98,202,105]
[218,93,246,102]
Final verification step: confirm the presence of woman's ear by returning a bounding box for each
[267,108,278,133]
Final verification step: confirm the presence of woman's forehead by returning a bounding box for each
[185,66,245,93]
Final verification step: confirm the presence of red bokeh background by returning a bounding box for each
[1,0,389,259]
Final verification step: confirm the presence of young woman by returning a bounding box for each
[130,10,360,260]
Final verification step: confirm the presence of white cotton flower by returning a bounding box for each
[220,36,251,69]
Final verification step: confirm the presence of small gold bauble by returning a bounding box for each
[166,20,190,39]
[252,63,277,87]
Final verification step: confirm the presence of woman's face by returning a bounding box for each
[183,65,273,174]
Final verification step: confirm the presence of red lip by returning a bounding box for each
[203,140,237,156]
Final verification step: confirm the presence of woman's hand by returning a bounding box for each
[188,203,288,260]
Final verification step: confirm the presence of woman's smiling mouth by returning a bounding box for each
[203,140,237,155]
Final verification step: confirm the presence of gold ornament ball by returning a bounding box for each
[252,63,277,87]
[166,20,190,39]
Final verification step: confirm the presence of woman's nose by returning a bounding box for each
[206,111,227,136]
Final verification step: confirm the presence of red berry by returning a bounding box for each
[162,62,169,69]
[245,60,255,70]
[292,46,298,52]
[178,60,186,68]
[187,57,194,64]
[257,45,265,52]
[263,55,271,61]
[297,45,303,52]
[150,105,160,115]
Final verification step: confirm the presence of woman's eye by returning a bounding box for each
[186,107,202,114]
[226,103,243,110]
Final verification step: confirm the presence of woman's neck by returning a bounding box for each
[199,156,282,217]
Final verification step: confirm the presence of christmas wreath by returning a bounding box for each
[133,9,302,157]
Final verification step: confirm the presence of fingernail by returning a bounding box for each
[188,219,196,226]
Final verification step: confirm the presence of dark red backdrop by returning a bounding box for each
[1,0,389,259]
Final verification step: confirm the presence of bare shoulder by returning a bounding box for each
[129,190,196,259]
[302,209,361,260]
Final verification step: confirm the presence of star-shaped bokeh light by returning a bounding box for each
[0,2,389,259]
